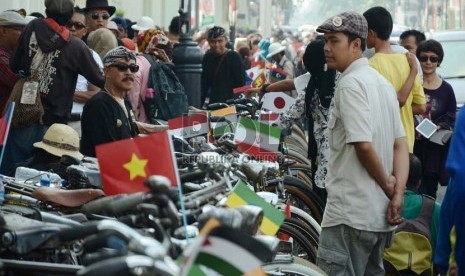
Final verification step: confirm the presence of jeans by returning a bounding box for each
[0,123,47,176]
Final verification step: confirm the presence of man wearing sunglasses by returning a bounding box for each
[67,7,88,39]
[80,47,167,157]
[82,0,115,33]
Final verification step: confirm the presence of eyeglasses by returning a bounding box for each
[66,21,86,30]
[90,12,110,20]
[108,63,139,73]
[418,55,439,63]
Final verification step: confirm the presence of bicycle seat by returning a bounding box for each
[32,187,104,208]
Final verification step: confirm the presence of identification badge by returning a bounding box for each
[20,81,39,105]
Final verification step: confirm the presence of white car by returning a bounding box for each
[429,31,465,110]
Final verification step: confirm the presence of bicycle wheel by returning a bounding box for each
[276,204,321,235]
[263,257,327,276]
[286,217,319,256]
[267,176,324,223]
[291,124,307,142]
[284,137,307,154]
[277,219,317,262]
[285,149,312,167]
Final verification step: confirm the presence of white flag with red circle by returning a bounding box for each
[261,92,295,114]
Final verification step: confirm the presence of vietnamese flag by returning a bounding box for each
[95,132,179,195]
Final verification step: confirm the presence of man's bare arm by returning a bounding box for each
[73,83,100,103]
[386,136,409,225]
[412,103,427,115]
[397,52,418,107]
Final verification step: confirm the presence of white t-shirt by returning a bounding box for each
[293,72,310,95]
[323,58,405,232]
[72,49,103,114]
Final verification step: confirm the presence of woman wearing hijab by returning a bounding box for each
[246,38,337,204]
[127,28,174,122]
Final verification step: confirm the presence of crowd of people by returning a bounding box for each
[0,0,463,275]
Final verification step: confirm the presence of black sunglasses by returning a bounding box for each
[108,63,139,73]
[91,12,110,20]
[418,55,439,63]
[66,21,86,30]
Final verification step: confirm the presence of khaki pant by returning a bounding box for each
[317,224,393,276]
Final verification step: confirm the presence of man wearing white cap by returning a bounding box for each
[131,16,154,43]
[0,10,27,114]
[266,42,295,97]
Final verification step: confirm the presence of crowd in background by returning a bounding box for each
[0,0,463,275]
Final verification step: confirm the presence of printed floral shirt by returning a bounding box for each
[280,73,339,188]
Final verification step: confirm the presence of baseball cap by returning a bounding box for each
[131,16,154,32]
[112,17,127,30]
[44,0,75,14]
[0,11,28,26]
[316,11,368,40]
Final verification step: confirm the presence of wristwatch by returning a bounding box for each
[261,83,270,94]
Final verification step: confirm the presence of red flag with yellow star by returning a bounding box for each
[95,132,179,195]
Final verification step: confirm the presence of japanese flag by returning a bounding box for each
[261,92,295,114]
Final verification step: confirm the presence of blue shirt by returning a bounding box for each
[435,106,465,273]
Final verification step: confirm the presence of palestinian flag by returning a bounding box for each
[226,181,285,235]
[234,117,282,161]
[210,106,237,138]
[168,113,209,139]
[182,226,271,276]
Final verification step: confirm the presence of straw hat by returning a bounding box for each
[34,124,83,160]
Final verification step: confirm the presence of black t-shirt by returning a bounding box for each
[81,92,137,157]
[200,50,245,104]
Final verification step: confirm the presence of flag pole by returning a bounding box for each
[0,102,15,169]
[167,131,190,242]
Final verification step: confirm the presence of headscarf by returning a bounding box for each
[103,46,137,67]
[137,28,173,62]
[121,38,136,51]
[87,28,118,60]
[303,38,336,115]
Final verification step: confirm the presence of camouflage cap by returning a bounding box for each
[316,11,368,40]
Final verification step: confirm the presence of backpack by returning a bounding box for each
[383,196,435,276]
[142,54,188,122]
